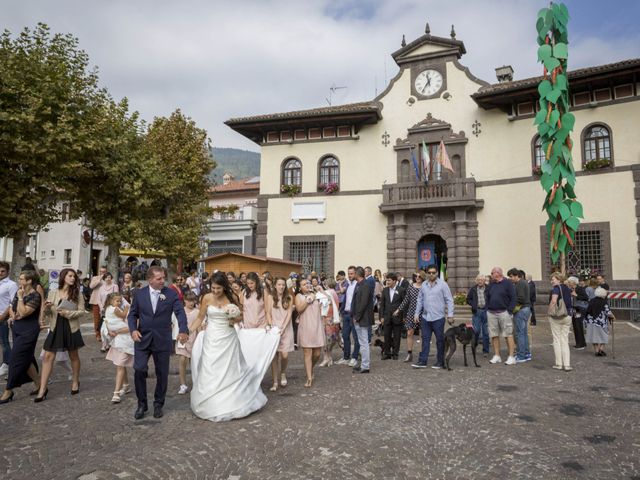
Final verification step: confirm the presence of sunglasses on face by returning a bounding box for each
[427,271,437,275]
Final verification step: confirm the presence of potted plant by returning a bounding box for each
[532,165,542,176]
[319,182,339,194]
[584,158,611,170]
[281,184,301,197]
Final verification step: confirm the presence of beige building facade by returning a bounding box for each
[226,27,640,291]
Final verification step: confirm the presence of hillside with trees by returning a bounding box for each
[210,147,260,182]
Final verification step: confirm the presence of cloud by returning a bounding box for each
[2,0,639,151]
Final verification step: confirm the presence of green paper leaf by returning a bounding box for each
[559,202,571,221]
[538,79,552,97]
[549,202,559,217]
[542,160,553,174]
[552,165,561,182]
[540,172,554,191]
[555,73,567,91]
[538,44,552,63]
[549,109,560,127]
[545,217,554,235]
[544,56,560,72]
[538,122,551,136]
[570,201,584,218]
[564,183,576,198]
[561,112,575,131]
[566,216,580,231]
[554,42,568,59]
[558,234,567,253]
[547,88,562,103]
[551,249,560,263]
[534,109,547,125]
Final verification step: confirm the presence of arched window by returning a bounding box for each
[532,135,545,169]
[582,124,612,166]
[318,156,339,187]
[400,159,410,182]
[282,158,302,186]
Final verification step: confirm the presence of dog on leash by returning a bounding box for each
[444,323,480,371]
[373,338,385,359]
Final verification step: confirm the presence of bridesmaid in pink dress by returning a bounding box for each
[265,277,294,391]
[294,278,325,388]
[240,272,267,329]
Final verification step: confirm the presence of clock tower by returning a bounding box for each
[392,23,466,101]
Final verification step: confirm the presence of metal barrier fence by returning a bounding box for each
[608,292,640,322]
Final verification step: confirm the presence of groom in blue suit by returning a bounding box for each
[128,266,188,420]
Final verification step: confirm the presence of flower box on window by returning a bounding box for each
[281,184,301,197]
[584,159,611,170]
[319,182,339,194]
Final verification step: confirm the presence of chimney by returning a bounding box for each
[222,172,233,185]
[495,65,514,83]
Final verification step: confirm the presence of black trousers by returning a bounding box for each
[384,321,402,357]
[134,347,170,408]
[572,313,586,348]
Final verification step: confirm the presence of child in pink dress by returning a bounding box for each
[177,293,200,395]
[104,293,134,404]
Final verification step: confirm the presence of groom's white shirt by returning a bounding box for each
[150,287,161,313]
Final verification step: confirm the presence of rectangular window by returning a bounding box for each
[308,128,321,139]
[50,250,55,258]
[614,84,633,99]
[322,127,335,138]
[41,250,46,259]
[540,222,611,280]
[517,102,534,115]
[594,88,611,102]
[294,129,306,140]
[266,132,279,143]
[337,126,351,137]
[280,131,292,142]
[207,240,243,256]
[573,91,590,106]
[288,241,329,275]
[64,249,72,265]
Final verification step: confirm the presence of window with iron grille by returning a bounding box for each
[282,158,302,186]
[289,241,329,275]
[318,156,339,187]
[583,125,611,163]
[540,223,610,280]
[208,240,243,256]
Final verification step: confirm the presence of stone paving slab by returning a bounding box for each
[1,320,639,479]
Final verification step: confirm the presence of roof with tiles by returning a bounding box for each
[211,176,260,193]
[225,101,381,125]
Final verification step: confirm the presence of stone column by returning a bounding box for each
[453,209,469,291]
[386,220,396,272]
[394,213,407,275]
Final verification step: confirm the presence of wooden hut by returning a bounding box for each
[201,252,303,278]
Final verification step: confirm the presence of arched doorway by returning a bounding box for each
[417,234,447,276]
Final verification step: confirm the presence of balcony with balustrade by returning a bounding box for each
[379,178,483,213]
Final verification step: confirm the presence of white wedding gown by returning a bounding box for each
[190,305,280,422]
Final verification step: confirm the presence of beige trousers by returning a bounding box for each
[549,315,571,368]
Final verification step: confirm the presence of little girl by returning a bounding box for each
[176,292,200,395]
[104,293,134,403]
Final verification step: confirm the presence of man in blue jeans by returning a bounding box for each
[508,268,532,363]
[336,266,360,367]
[411,264,454,370]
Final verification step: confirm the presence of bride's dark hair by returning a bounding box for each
[210,271,239,306]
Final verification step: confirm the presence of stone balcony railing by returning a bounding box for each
[380,178,484,212]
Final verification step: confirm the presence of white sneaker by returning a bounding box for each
[178,384,189,395]
[505,356,517,365]
[0,363,8,377]
[348,358,358,367]
[489,355,502,364]
[335,358,349,365]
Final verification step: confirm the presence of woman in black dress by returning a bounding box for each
[0,270,42,404]
[36,268,88,401]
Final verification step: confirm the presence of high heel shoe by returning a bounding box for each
[34,388,48,403]
[71,382,80,395]
[0,391,14,404]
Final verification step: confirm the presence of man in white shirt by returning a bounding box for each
[0,262,19,377]
[336,266,360,367]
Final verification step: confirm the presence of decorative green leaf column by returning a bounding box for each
[535,2,583,271]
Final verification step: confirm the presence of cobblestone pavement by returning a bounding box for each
[1,318,639,480]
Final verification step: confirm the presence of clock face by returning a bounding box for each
[415,69,443,96]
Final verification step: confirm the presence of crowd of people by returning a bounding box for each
[0,258,617,415]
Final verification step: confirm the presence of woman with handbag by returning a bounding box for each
[548,272,574,371]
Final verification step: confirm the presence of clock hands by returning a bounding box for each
[421,75,431,94]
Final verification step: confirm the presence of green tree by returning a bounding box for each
[535,3,583,269]
[142,110,215,273]
[0,24,107,276]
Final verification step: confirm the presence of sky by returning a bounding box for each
[3,0,640,152]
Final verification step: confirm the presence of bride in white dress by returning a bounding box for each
[189,272,280,422]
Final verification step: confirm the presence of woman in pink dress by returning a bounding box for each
[265,277,294,391]
[241,272,267,329]
[294,278,325,388]
[176,292,201,395]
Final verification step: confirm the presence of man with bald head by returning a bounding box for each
[486,267,516,365]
